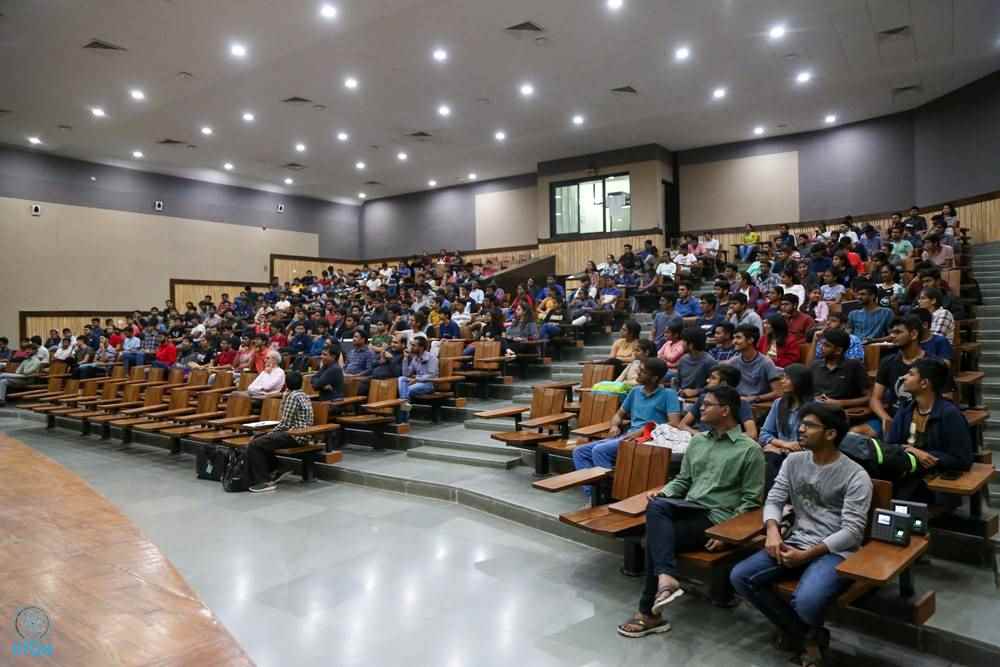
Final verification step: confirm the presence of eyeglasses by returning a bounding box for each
[701,399,721,408]
[800,420,825,430]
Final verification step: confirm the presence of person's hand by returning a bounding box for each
[646,490,661,501]
[705,538,724,552]
[607,424,622,437]
[905,446,938,469]
[784,440,802,452]
[765,525,783,560]
[763,444,783,454]
[778,544,810,569]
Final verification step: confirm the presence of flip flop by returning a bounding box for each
[617,614,672,639]
[650,585,685,615]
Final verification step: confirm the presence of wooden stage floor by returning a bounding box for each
[0,434,252,666]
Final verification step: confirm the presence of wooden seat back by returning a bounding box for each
[236,372,257,391]
[126,366,148,381]
[473,340,501,371]
[164,368,185,385]
[222,393,249,419]
[343,375,361,398]
[42,375,65,392]
[46,360,69,377]
[313,401,330,425]
[120,384,142,403]
[146,368,166,383]
[438,340,465,360]
[528,386,567,420]
[97,381,121,401]
[303,373,318,398]
[367,379,398,404]
[610,439,671,502]
[60,379,81,396]
[192,390,222,414]
[212,370,234,389]
[257,397,283,421]
[165,388,192,410]
[108,365,127,381]
[864,345,881,377]
[578,391,620,427]
[436,357,458,392]
[140,385,165,407]
[187,369,210,386]
[581,363,615,389]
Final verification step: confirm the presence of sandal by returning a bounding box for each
[650,585,685,615]
[617,613,672,639]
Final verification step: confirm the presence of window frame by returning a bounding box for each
[549,171,632,239]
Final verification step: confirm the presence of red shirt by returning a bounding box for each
[784,311,814,341]
[215,349,237,366]
[108,333,124,349]
[156,342,177,365]
[846,251,864,273]
[270,333,288,348]
[757,333,803,368]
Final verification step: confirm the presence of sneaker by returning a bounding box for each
[249,481,277,493]
[399,401,412,413]
[271,469,294,484]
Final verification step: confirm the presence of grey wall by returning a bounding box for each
[0,145,362,257]
[915,71,1000,206]
[359,173,537,258]
[678,113,915,222]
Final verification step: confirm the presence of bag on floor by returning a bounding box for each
[221,446,252,492]
[196,443,227,481]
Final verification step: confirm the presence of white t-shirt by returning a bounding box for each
[656,262,677,278]
[702,239,720,256]
[675,253,698,268]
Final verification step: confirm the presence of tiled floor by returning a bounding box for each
[1,416,982,667]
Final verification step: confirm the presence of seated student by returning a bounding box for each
[732,402,872,667]
[567,280,598,326]
[801,287,830,325]
[675,328,717,400]
[310,348,345,400]
[573,358,680,473]
[695,294,727,333]
[921,234,955,270]
[652,296,682,350]
[617,385,764,639]
[343,331,376,377]
[760,364,814,491]
[0,344,43,405]
[756,286,783,320]
[918,287,955,342]
[244,350,286,399]
[847,282,893,343]
[371,335,404,381]
[887,359,974,503]
[780,293,813,341]
[727,293,764,336]
[725,324,784,404]
[396,336,438,423]
[615,339,656,384]
[427,307,461,339]
[152,335,177,370]
[606,320,642,366]
[247,371,314,494]
[0,337,10,361]
[656,322,685,374]
[819,269,845,302]
[758,315,802,368]
[679,365,758,439]
[673,282,701,318]
[913,308,952,361]
[858,316,927,438]
[809,328,869,409]
[709,322,737,362]
[812,313,864,361]
[504,305,540,354]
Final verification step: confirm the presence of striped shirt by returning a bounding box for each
[272,390,314,444]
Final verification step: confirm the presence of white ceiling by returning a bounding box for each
[1,0,999,204]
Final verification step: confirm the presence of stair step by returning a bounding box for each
[463,417,517,432]
[405,445,522,469]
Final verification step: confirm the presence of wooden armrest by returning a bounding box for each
[173,410,225,423]
[836,536,928,584]
[149,407,196,418]
[924,463,994,495]
[363,399,404,410]
[176,383,213,392]
[121,404,173,415]
[521,412,575,428]
[474,406,530,419]
[330,396,367,408]
[452,355,473,362]
[476,356,508,363]
[102,400,145,410]
[532,467,612,492]
[704,508,764,545]
[543,381,578,391]
[571,421,613,437]
[428,376,465,385]
[199,386,237,396]
[208,416,259,427]
[287,424,341,437]
[608,490,659,517]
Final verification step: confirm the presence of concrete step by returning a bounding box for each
[406,445,522,469]
[463,417,517,432]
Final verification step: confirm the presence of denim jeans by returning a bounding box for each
[121,351,145,371]
[572,435,625,470]
[738,244,755,262]
[730,549,848,641]
[638,500,713,614]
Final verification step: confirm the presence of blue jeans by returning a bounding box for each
[730,549,849,641]
[738,244,754,262]
[397,378,433,422]
[540,323,561,339]
[572,435,625,495]
[121,351,145,371]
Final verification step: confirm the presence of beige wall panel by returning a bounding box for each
[537,160,664,239]
[0,197,317,340]
[540,231,665,275]
[23,314,131,341]
[679,152,800,230]
[474,187,538,249]
[272,258,363,284]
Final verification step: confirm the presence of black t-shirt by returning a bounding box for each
[810,359,869,399]
[876,352,918,416]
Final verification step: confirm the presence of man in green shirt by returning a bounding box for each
[0,343,43,404]
[618,384,765,638]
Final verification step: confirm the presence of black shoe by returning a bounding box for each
[249,481,277,493]
[271,469,294,484]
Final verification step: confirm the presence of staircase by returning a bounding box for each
[972,244,1000,499]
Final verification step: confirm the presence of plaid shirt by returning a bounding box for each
[710,345,738,362]
[140,333,159,353]
[272,390,314,444]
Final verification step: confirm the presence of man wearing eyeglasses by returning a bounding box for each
[617,384,764,639]
[730,402,872,667]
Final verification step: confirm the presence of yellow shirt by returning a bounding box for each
[610,338,640,362]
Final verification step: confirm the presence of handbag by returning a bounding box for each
[196,443,227,481]
[221,446,252,492]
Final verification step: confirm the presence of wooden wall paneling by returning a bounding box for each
[20,311,134,341]
[272,257,363,284]
[169,280,270,309]
[957,198,1000,246]
[540,231,665,275]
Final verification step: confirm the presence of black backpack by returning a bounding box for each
[838,433,917,482]
[196,443,228,481]
[221,446,252,492]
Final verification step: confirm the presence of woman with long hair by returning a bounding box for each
[760,363,814,490]
[757,314,802,368]
[737,271,761,307]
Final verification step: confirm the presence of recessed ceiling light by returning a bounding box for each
[437,104,452,117]
[519,83,535,97]
[132,150,144,158]
[129,89,145,101]
[242,111,255,122]
[358,192,367,199]
[336,131,349,141]
[769,24,786,40]
[753,126,766,136]
[295,142,307,152]
[344,76,359,90]
[223,162,234,171]
[607,0,624,11]
[90,107,106,118]
[428,179,437,187]
[319,3,338,19]
[674,46,691,62]
[90,176,97,181]
[468,173,478,180]
[397,151,408,161]
[712,87,727,100]
[230,42,247,58]
[824,114,837,124]
[27,136,42,145]
[494,130,507,142]
[796,70,812,84]
[201,126,213,136]
[572,114,586,126]
[355,161,366,170]
[432,47,448,62]
[284,177,294,185]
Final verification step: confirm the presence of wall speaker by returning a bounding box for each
[154,200,164,212]
[30,204,41,216]
[276,203,285,213]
